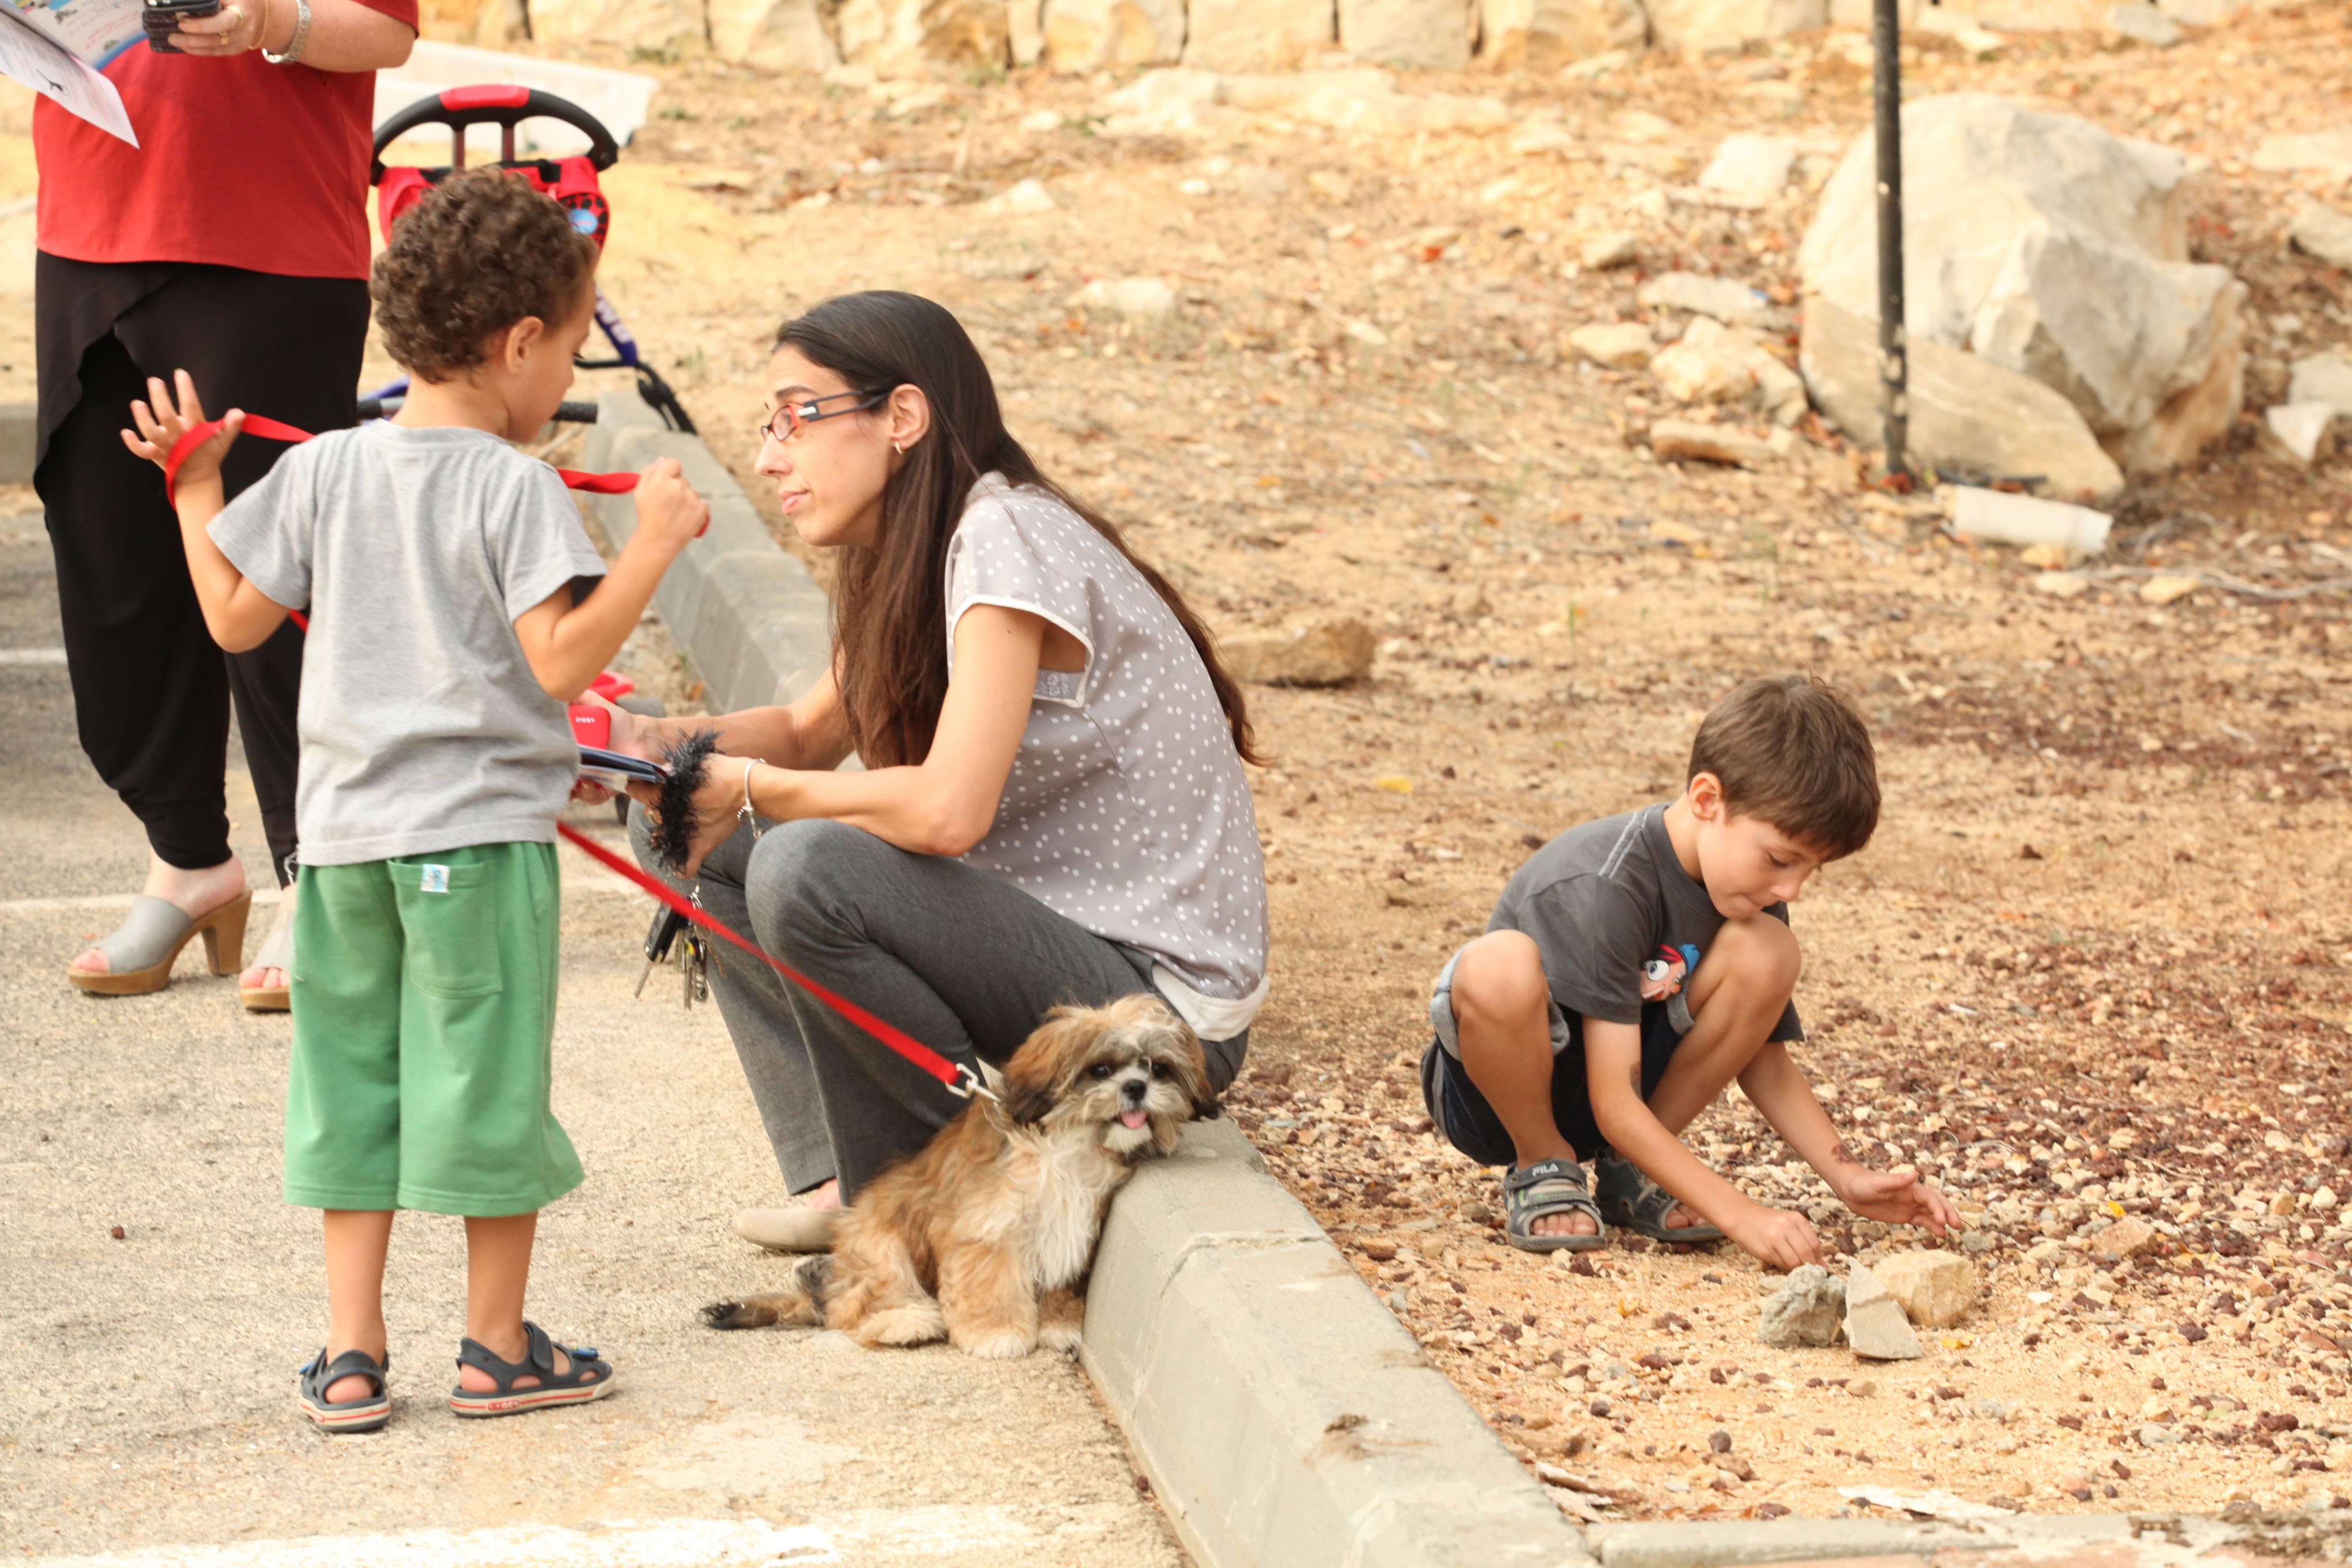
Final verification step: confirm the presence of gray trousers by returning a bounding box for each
[631,811,1245,1200]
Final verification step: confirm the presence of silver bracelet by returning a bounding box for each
[263,0,311,63]
[737,759,766,841]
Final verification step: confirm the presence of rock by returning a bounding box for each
[1182,0,1337,70]
[2091,1215,2161,1258]
[2138,575,2201,604]
[1340,0,1477,68]
[2157,0,2241,21]
[2289,352,2352,417]
[2033,571,2091,598]
[1569,322,1655,369]
[1100,67,1509,138]
[1972,1398,2014,1422]
[986,178,1058,214]
[2106,2,2183,45]
[1651,318,1807,424]
[1042,0,1186,70]
[1847,1378,1878,1398]
[1645,0,1827,53]
[1695,134,1798,210]
[1650,420,1784,468]
[2263,403,2337,468]
[1475,0,1648,67]
[1222,617,1376,687]
[1799,95,2246,475]
[836,0,1010,76]
[1800,296,2125,502]
[1759,1262,1846,1347]
[1580,231,1642,270]
[1948,485,2113,556]
[2137,1422,2179,1448]
[525,0,702,52]
[1844,1262,1925,1360]
[1009,0,1045,64]
[1828,0,1917,22]
[1638,271,1771,326]
[707,0,840,69]
[1071,276,1177,318]
[2289,203,2352,272]
[1874,1251,1976,1328]
[2252,127,2352,184]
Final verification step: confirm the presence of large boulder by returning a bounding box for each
[837,0,1010,76]
[708,0,840,69]
[1802,296,2125,501]
[1340,0,1476,68]
[524,0,702,51]
[1645,0,1826,51]
[1799,94,2246,475]
[1042,0,1185,70]
[1475,0,1644,65]
[1183,0,1336,70]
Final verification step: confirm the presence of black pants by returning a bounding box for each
[35,256,369,880]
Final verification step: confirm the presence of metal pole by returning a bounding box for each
[1873,0,1908,479]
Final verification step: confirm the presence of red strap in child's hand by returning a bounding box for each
[161,414,644,504]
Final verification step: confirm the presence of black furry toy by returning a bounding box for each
[649,728,722,873]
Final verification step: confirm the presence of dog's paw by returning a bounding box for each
[702,1299,777,1330]
[855,1304,947,1347]
[1036,1321,1084,1354]
[952,1328,1038,1360]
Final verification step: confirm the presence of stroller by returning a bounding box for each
[357,85,697,438]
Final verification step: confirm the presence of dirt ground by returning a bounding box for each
[12,0,2352,1524]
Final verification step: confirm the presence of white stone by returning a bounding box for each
[837,0,1009,76]
[1874,1250,1977,1328]
[1696,134,1798,209]
[2289,352,2352,416]
[2156,0,2241,20]
[1223,617,1375,685]
[1645,0,1827,52]
[1341,0,1477,69]
[1759,1264,1846,1347]
[2291,203,2352,272]
[1071,276,1177,318]
[1101,67,1509,139]
[1799,94,2245,474]
[1475,0,1648,67]
[1948,485,2114,555]
[1009,0,1045,65]
[1183,0,1336,70]
[2252,127,2352,182]
[2033,570,2091,598]
[707,0,839,69]
[1650,318,1806,423]
[1638,272,1771,326]
[1801,295,2126,502]
[2263,403,2336,467]
[1580,231,1642,269]
[2106,2,2183,44]
[1569,322,1655,368]
[987,177,1058,214]
[524,0,702,52]
[1043,0,1185,71]
[1844,1262,1925,1360]
[1650,419,1784,468]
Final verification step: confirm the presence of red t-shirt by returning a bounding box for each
[34,1,420,281]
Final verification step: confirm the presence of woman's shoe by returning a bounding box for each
[67,889,251,997]
[449,1323,614,1418]
[240,892,293,1012]
[734,1207,836,1252]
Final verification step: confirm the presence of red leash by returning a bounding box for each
[556,821,993,1102]
[162,415,641,504]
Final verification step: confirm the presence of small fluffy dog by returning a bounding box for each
[704,994,1213,1359]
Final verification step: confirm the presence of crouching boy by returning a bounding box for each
[1420,674,1959,1269]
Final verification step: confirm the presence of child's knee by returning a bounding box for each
[1712,915,1801,998]
[1451,930,1549,1026]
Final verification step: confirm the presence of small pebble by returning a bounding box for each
[108,1226,125,1240]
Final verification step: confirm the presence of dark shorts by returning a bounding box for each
[1419,1001,1684,1167]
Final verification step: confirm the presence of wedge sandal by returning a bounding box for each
[1595,1154,1726,1244]
[1502,1158,1608,1253]
[69,889,250,997]
[297,1345,390,1433]
[449,1322,615,1418]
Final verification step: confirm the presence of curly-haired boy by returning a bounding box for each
[123,169,710,1430]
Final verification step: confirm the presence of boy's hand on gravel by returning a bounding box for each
[1724,1203,1825,1272]
[635,457,708,551]
[1839,1164,1962,1237]
[121,370,239,491]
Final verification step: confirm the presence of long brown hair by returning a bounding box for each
[777,291,1260,770]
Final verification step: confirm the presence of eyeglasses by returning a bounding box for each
[751,388,891,445]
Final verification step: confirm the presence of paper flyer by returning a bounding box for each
[10,0,145,65]
[0,1,137,143]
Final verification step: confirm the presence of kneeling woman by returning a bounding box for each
[613,291,1267,1244]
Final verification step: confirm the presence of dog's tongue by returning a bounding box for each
[1119,1109,1149,1130]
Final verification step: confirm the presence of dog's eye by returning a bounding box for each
[1151,1062,1172,1079]
[1089,1062,1115,1079]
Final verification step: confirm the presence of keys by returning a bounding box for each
[680,927,710,1009]
[635,905,686,999]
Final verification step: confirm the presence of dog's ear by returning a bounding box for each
[1001,1008,1088,1126]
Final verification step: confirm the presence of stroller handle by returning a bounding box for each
[371,85,621,183]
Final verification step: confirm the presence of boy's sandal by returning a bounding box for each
[67,889,251,997]
[449,1321,615,1418]
[297,1345,390,1434]
[1501,1159,1610,1253]
[1595,1154,1727,1243]
[240,898,293,1012]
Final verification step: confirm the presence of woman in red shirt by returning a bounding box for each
[38,0,416,1008]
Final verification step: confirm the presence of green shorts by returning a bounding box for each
[284,841,583,1218]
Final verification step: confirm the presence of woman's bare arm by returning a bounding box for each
[170,0,416,70]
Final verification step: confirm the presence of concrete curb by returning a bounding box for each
[1589,1510,2352,1566]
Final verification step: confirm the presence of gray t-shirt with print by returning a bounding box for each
[1490,804,1803,1041]
[943,475,1269,1041]
[209,423,606,866]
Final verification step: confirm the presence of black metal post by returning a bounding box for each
[1873,0,1909,479]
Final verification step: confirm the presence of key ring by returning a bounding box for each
[738,759,766,841]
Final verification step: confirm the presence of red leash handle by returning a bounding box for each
[555,821,992,1101]
[161,414,643,504]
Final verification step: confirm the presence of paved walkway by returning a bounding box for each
[0,510,1185,1567]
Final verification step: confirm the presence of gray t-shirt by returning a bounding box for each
[210,424,606,866]
[943,475,1269,1040]
[1491,804,1803,1040]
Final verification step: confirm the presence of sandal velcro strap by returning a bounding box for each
[1596,1155,1727,1243]
[1501,1159,1608,1254]
[450,1320,616,1419]
[297,1345,391,1433]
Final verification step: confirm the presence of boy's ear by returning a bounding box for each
[1687,770,1726,819]
[500,315,549,372]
